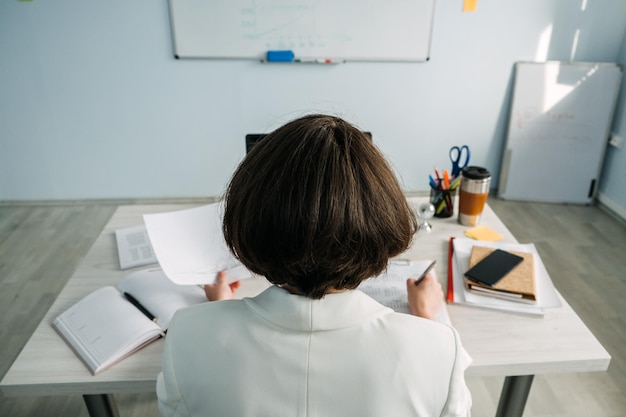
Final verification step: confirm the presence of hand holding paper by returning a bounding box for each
[143,203,251,285]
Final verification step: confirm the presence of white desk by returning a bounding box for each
[0,199,610,417]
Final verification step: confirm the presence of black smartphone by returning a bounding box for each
[464,249,524,287]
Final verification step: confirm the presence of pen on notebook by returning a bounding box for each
[414,260,437,285]
[123,292,157,323]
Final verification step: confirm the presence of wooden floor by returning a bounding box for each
[0,199,624,417]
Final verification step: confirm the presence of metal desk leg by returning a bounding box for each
[495,375,534,417]
[83,394,120,417]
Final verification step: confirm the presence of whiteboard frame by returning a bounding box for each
[498,61,623,204]
[168,0,436,62]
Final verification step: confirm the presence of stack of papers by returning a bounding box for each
[450,238,561,315]
[114,225,158,270]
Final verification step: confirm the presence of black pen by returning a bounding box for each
[123,292,157,322]
[415,260,437,285]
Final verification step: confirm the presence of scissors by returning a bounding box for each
[449,145,470,178]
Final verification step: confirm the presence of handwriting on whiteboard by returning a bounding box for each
[511,107,593,143]
[513,107,576,129]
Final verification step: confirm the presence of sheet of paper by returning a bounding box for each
[143,203,251,285]
[115,225,158,269]
[359,260,451,325]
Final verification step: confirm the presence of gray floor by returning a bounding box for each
[0,199,624,417]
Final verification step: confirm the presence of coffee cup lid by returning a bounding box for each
[462,166,491,180]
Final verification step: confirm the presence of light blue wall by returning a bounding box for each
[598,30,626,219]
[1,0,626,206]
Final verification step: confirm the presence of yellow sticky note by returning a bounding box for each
[464,225,503,241]
[463,0,477,12]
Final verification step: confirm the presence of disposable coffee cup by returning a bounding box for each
[458,166,491,226]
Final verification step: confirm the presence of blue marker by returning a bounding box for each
[266,50,294,62]
[429,175,438,190]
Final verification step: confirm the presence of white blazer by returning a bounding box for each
[157,286,472,417]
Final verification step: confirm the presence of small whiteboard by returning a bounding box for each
[168,0,436,62]
[498,61,622,204]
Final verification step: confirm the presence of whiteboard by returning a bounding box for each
[498,61,622,204]
[168,0,436,62]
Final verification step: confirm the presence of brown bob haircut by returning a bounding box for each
[223,114,417,299]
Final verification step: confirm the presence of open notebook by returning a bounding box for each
[52,268,206,375]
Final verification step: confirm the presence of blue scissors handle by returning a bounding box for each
[449,145,470,178]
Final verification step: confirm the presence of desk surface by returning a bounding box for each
[0,198,610,397]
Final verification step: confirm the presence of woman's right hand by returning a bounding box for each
[204,271,241,301]
[406,274,443,320]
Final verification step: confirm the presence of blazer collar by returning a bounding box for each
[243,285,392,331]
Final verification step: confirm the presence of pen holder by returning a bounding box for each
[430,181,456,218]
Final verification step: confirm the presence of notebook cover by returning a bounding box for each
[465,246,536,300]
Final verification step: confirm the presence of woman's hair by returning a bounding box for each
[223,114,417,299]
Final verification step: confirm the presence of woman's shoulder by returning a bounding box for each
[377,310,459,345]
[167,298,249,332]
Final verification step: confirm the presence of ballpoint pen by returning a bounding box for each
[414,259,437,285]
[124,292,157,322]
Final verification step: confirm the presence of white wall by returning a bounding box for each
[1,0,625,203]
[598,30,626,220]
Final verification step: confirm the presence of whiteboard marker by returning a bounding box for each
[265,50,294,62]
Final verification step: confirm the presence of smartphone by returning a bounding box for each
[464,249,524,287]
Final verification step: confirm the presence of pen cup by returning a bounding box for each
[430,181,456,218]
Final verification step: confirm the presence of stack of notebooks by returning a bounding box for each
[465,246,537,303]
[449,238,561,315]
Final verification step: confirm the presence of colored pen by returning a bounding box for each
[447,237,455,303]
[443,170,450,190]
[434,167,443,191]
[415,259,437,285]
[429,174,438,190]
[123,292,157,322]
[450,175,462,190]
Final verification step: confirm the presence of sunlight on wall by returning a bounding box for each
[535,24,553,61]
[580,0,588,12]
[570,28,581,61]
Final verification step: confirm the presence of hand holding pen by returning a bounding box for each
[406,260,443,320]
